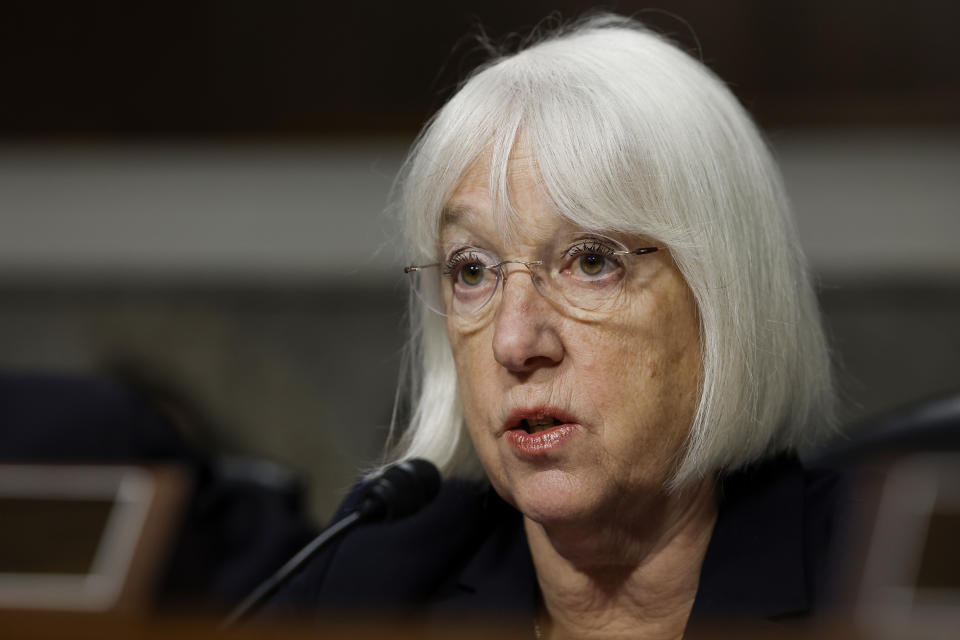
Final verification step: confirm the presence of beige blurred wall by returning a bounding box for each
[2,130,958,284]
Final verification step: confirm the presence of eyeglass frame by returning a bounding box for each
[404,237,661,318]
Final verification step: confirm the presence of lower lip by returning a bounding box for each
[504,424,580,457]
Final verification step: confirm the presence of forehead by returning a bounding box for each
[440,156,567,243]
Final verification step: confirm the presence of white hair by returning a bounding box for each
[384,14,835,488]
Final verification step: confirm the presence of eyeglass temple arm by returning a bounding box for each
[404,263,440,273]
[613,247,659,257]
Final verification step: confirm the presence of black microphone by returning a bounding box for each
[221,458,441,628]
[356,458,442,521]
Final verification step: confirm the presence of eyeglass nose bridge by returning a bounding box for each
[490,259,549,302]
[494,259,544,279]
[494,259,545,286]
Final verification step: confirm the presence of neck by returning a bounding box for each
[525,477,717,640]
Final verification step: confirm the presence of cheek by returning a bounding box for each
[637,291,702,450]
[447,327,511,487]
[567,332,632,410]
[658,286,703,416]
[574,288,701,457]
[447,326,494,427]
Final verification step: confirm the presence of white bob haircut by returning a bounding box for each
[385,14,835,488]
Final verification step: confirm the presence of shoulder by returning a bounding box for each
[270,476,536,615]
[691,453,846,622]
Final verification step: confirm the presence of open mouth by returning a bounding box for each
[517,417,562,434]
[503,411,579,456]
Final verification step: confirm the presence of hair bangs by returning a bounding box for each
[524,87,670,241]
[400,62,535,263]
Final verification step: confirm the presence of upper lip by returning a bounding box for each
[501,406,582,433]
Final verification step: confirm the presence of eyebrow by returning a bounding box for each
[439,203,478,228]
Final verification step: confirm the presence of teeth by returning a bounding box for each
[521,417,560,434]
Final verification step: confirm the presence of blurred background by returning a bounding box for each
[1,0,958,522]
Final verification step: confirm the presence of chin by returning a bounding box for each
[500,466,603,526]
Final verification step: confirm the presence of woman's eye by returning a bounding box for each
[567,240,619,279]
[578,253,606,276]
[459,263,486,286]
[444,250,490,287]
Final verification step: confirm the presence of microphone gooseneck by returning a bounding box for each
[220,458,441,628]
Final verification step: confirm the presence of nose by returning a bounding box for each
[491,265,564,373]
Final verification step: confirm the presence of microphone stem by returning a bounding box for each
[220,509,362,629]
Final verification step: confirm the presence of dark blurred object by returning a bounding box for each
[0,371,194,463]
[162,453,318,609]
[805,391,960,633]
[810,390,960,466]
[2,0,958,136]
[847,452,960,634]
[0,371,318,611]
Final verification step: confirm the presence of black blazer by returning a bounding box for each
[270,454,841,625]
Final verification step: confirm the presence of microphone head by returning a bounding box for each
[358,458,441,522]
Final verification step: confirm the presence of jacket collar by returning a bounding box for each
[454,489,539,613]
[690,454,811,621]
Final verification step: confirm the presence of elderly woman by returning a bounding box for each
[277,14,837,638]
